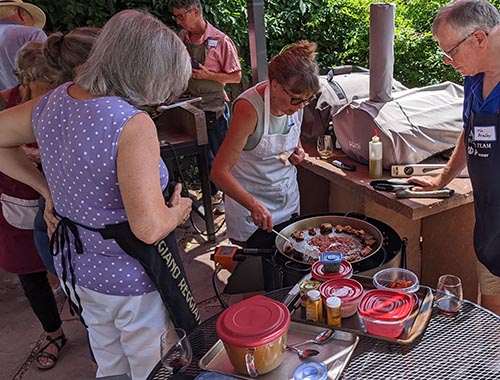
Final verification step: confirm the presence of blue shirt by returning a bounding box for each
[463,73,500,127]
[0,19,46,90]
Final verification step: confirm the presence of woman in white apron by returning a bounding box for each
[211,41,320,245]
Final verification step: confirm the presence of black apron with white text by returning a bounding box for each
[465,103,500,276]
[52,218,201,333]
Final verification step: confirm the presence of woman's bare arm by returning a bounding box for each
[117,112,192,244]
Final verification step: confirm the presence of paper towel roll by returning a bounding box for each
[369,3,395,102]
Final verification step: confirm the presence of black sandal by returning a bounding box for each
[35,333,67,370]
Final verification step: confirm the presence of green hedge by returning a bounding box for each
[31,0,500,88]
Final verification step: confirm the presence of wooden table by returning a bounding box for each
[297,147,478,301]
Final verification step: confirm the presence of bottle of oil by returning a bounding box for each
[369,129,383,179]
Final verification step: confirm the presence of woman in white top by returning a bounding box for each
[211,40,320,244]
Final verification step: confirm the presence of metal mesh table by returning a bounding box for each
[149,289,500,380]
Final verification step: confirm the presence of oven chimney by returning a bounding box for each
[369,2,395,103]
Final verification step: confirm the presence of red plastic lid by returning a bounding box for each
[319,278,363,302]
[357,289,413,321]
[311,260,353,281]
[216,295,290,348]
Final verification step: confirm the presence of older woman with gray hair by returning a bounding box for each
[0,9,194,379]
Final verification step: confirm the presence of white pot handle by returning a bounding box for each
[245,348,259,378]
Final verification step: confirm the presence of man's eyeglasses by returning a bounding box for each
[441,30,487,60]
[172,9,193,22]
[281,84,316,106]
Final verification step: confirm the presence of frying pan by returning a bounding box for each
[275,215,384,266]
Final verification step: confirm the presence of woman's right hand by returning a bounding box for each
[249,200,273,232]
[168,183,192,225]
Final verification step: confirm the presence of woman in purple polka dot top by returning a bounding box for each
[0,9,194,379]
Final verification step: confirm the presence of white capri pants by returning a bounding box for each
[70,284,170,380]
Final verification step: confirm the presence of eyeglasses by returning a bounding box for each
[441,30,486,60]
[281,84,316,106]
[172,9,193,22]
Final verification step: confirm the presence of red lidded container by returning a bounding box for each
[319,278,363,318]
[216,295,290,376]
[311,259,353,282]
[357,289,413,338]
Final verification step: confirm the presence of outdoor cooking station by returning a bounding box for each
[154,102,216,242]
[296,146,477,301]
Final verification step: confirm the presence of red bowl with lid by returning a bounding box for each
[357,289,414,338]
[216,295,290,377]
[311,260,353,282]
[319,278,363,317]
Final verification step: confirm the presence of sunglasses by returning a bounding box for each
[281,84,316,106]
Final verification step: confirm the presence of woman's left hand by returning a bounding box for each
[44,196,60,236]
[288,146,305,165]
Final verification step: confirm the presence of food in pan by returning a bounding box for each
[291,230,305,241]
[284,224,378,264]
[320,223,333,234]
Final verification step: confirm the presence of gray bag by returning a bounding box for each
[333,81,464,169]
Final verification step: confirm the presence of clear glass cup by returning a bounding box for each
[160,328,193,377]
[317,135,333,159]
[435,274,463,315]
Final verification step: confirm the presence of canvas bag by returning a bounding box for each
[333,81,464,169]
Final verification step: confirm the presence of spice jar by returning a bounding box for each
[300,279,321,307]
[326,296,341,327]
[305,289,322,323]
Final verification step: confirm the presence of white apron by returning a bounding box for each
[226,84,301,241]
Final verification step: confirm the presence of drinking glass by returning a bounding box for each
[160,328,193,376]
[435,274,463,315]
[317,135,333,159]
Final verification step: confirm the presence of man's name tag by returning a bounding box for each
[474,125,496,142]
[207,38,218,48]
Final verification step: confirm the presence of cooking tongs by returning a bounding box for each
[370,180,454,198]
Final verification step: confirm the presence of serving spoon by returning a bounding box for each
[288,329,335,349]
[285,346,320,359]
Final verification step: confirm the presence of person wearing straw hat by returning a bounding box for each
[0,0,47,90]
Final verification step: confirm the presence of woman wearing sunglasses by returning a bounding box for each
[211,40,320,247]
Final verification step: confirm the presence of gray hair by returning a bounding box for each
[44,27,100,85]
[169,0,202,13]
[75,9,191,106]
[433,0,500,38]
[268,40,320,95]
[13,41,58,86]
[0,5,18,18]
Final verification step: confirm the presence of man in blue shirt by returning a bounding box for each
[0,0,46,90]
[410,0,500,316]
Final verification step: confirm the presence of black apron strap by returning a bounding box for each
[50,217,89,327]
[101,222,201,333]
[51,214,200,334]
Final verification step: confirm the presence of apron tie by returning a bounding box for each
[50,217,91,327]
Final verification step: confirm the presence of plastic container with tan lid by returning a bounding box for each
[216,295,290,377]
